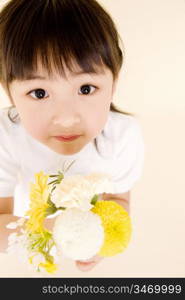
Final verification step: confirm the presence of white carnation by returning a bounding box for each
[50,173,114,211]
[85,173,115,194]
[53,208,104,260]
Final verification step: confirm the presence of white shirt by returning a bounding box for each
[0,107,145,217]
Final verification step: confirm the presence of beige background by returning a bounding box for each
[0,0,185,277]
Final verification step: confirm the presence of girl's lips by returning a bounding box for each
[54,135,81,142]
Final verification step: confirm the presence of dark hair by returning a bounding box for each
[0,0,134,122]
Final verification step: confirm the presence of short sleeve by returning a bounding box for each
[0,112,20,197]
[111,117,145,193]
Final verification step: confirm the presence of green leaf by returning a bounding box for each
[45,205,58,216]
[58,207,66,210]
[63,160,76,173]
[90,194,99,205]
[48,179,58,185]
[48,171,64,186]
[45,195,58,216]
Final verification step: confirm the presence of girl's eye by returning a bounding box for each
[28,89,48,100]
[27,85,97,100]
[79,85,97,95]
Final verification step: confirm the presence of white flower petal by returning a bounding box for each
[6,222,18,229]
[7,232,18,242]
[17,218,26,227]
[50,173,113,211]
[53,208,104,260]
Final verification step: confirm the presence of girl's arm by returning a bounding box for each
[0,196,20,252]
[99,191,130,213]
[0,197,55,253]
[0,213,20,253]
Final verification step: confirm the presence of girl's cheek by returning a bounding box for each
[20,115,47,140]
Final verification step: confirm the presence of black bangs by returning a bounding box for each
[0,0,123,84]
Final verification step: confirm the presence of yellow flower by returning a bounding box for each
[91,200,132,256]
[28,256,34,264]
[39,261,58,273]
[25,171,50,233]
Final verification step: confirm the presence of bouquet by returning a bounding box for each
[6,161,132,274]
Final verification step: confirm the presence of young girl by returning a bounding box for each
[0,0,145,272]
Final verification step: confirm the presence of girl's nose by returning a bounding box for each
[52,106,81,127]
[51,96,81,127]
[53,114,81,127]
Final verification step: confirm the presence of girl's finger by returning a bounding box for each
[75,255,104,271]
[75,260,98,272]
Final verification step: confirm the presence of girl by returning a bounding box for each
[0,0,145,272]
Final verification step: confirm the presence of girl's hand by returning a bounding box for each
[44,216,57,231]
[75,254,104,272]
[45,219,104,271]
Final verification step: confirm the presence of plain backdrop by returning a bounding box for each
[0,0,185,277]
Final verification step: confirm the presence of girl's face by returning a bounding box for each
[9,61,116,155]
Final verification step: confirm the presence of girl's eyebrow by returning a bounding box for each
[22,71,102,81]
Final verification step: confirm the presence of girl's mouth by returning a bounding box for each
[54,135,81,142]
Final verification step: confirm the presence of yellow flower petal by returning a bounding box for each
[25,171,50,233]
[29,256,34,264]
[91,200,132,256]
[39,261,58,273]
